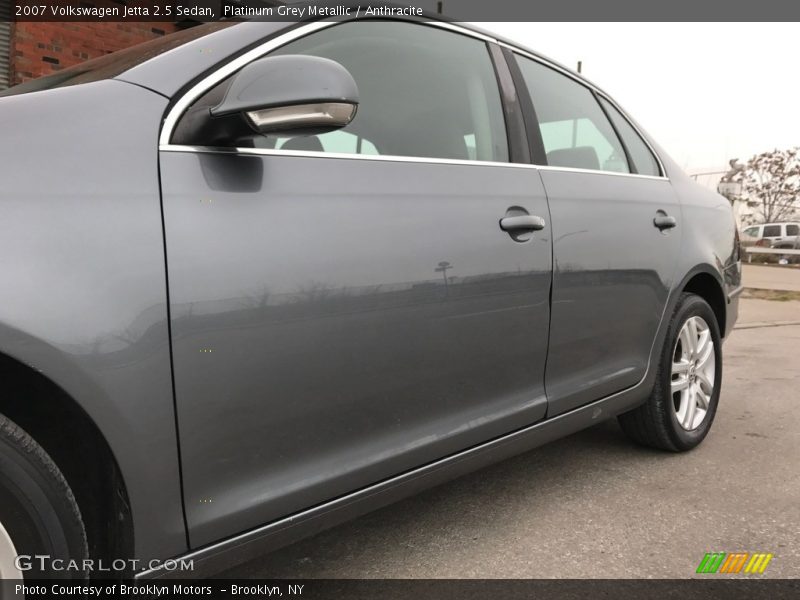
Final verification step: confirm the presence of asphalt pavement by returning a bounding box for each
[221,297,800,579]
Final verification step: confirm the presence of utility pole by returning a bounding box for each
[435,261,452,297]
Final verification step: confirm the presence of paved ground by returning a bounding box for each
[743,264,800,292]
[222,298,800,579]
[738,298,800,328]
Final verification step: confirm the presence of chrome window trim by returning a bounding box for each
[159,19,668,181]
[159,144,668,180]
[534,164,667,181]
[159,144,534,169]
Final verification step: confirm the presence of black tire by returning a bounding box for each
[618,293,723,452]
[0,413,88,579]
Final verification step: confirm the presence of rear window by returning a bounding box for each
[0,23,235,98]
[762,225,782,237]
[787,224,799,236]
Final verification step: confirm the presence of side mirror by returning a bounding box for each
[211,55,359,137]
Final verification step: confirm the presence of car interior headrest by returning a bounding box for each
[281,135,325,153]
[546,146,601,171]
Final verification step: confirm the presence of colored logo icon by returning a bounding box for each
[696,552,774,574]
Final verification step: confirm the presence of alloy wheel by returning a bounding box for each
[671,315,716,431]
[0,519,23,579]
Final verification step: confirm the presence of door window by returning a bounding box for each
[743,226,760,238]
[515,55,630,174]
[251,21,508,162]
[786,224,799,236]
[598,96,661,176]
[763,225,781,237]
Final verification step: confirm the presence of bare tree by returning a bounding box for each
[734,148,800,223]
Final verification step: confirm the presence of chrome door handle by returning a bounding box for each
[653,213,677,230]
[500,215,546,232]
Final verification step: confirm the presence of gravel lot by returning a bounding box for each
[222,297,800,579]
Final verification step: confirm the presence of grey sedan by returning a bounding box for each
[0,15,741,580]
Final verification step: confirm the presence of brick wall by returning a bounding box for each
[11,22,181,85]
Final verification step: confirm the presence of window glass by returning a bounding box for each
[743,227,760,237]
[250,22,508,162]
[763,225,781,237]
[273,131,379,155]
[598,97,660,176]
[786,224,799,236]
[515,55,629,173]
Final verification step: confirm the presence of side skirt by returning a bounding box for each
[137,381,649,580]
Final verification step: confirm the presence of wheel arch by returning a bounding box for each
[677,266,727,338]
[0,350,134,568]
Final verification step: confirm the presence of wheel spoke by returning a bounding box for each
[695,384,710,410]
[696,342,714,371]
[673,359,691,374]
[679,326,693,360]
[695,329,710,361]
[671,376,690,394]
[686,318,699,357]
[683,387,697,429]
[696,371,714,395]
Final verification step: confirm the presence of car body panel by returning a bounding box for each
[159,149,553,546]
[538,170,681,415]
[140,373,651,579]
[0,80,186,560]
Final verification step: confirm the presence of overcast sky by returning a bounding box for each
[478,23,799,174]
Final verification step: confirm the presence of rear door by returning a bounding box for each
[160,21,553,546]
[511,52,681,416]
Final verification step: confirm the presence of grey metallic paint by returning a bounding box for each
[0,81,186,559]
[0,18,741,573]
[159,150,553,546]
[538,170,681,415]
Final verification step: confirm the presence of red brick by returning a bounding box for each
[10,22,182,85]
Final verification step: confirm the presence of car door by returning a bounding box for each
[159,21,553,547]
[510,52,681,416]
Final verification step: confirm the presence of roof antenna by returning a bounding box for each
[437,2,443,14]
[577,60,582,74]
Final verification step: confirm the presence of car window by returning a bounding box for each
[598,97,661,176]
[515,55,629,174]
[763,225,781,237]
[743,226,760,237]
[243,21,507,162]
[273,131,380,155]
[786,224,799,236]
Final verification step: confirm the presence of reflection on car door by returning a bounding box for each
[513,54,681,416]
[160,21,553,546]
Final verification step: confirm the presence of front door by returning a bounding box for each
[160,21,553,546]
